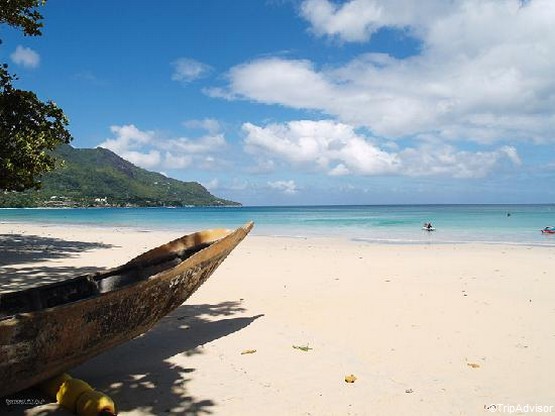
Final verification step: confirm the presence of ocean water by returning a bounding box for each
[1,205,555,246]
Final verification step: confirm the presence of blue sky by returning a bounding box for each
[2,0,555,205]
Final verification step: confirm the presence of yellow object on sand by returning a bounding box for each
[38,373,117,415]
[76,390,116,416]
[38,372,72,398]
[57,378,93,412]
[344,374,357,383]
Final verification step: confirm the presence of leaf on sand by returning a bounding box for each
[344,374,357,383]
[241,349,257,355]
[467,362,480,368]
[292,345,313,352]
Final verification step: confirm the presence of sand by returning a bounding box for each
[1,223,554,415]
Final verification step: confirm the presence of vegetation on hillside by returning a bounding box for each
[0,145,240,207]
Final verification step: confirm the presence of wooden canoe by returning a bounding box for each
[0,222,253,397]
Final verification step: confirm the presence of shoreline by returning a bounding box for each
[1,219,555,248]
[1,223,554,415]
[1,204,554,248]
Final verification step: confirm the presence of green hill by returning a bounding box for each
[0,145,240,207]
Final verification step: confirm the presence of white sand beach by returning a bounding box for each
[1,223,554,415]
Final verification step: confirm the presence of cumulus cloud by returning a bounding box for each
[167,134,227,154]
[101,125,154,153]
[247,158,276,174]
[397,144,522,178]
[163,152,192,169]
[268,180,299,194]
[243,120,399,174]
[243,120,520,178]
[216,0,555,144]
[122,150,161,169]
[10,45,40,68]
[171,58,212,83]
[99,125,161,169]
[205,178,220,191]
[300,0,450,42]
[219,58,333,108]
[98,124,227,171]
[183,118,222,134]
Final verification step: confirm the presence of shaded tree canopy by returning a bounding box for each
[0,0,45,37]
[0,0,72,192]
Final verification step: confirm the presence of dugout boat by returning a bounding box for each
[0,222,253,397]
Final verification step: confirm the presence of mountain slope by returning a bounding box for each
[0,145,240,207]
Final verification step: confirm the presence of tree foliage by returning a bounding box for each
[0,0,45,38]
[0,65,71,191]
[0,0,72,192]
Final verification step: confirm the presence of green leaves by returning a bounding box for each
[0,0,45,39]
[0,66,72,191]
[1,1,73,192]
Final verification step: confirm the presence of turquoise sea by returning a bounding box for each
[2,205,555,246]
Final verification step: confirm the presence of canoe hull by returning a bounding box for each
[0,222,252,397]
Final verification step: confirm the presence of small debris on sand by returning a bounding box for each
[293,345,313,352]
[344,374,357,383]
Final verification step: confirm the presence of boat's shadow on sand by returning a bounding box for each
[2,301,262,416]
[0,233,115,266]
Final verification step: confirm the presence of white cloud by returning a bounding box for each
[397,144,521,178]
[228,178,249,191]
[300,0,450,42]
[10,45,40,68]
[243,120,400,175]
[164,152,192,169]
[183,118,222,134]
[247,158,276,174]
[268,180,299,194]
[220,58,333,108]
[101,124,154,154]
[329,163,350,176]
[205,178,220,190]
[166,134,226,154]
[98,124,228,171]
[171,58,212,83]
[216,0,555,145]
[243,120,520,178]
[122,150,161,169]
[99,125,160,168]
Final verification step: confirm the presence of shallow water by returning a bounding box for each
[1,204,554,246]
